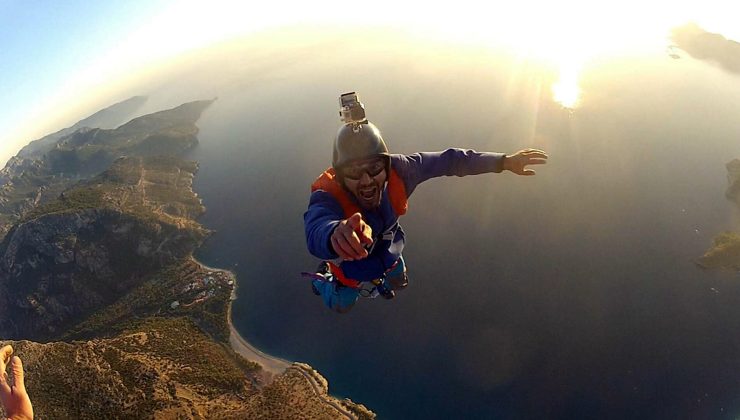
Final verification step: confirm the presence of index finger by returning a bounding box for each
[345,230,369,258]
[357,220,373,244]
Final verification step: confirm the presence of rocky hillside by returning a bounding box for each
[0,99,209,239]
[697,159,740,270]
[0,155,209,341]
[3,318,372,419]
[0,99,375,419]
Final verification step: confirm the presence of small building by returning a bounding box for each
[170,301,180,309]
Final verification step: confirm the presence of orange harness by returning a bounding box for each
[311,167,408,287]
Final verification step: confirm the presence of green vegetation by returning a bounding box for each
[18,155,205,229]
[24,187,106,220]
[697,231,740,270]
[64,259,231,343]
[115,317,258,393]
[15,317,258,420]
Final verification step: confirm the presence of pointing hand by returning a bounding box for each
[503,149,548,176]
[331,213,373,261]
[0,346,33,420]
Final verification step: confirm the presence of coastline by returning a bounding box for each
[193,258,364,418]
[192,258,291,376]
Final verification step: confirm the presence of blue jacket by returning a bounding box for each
[304,148,505,282]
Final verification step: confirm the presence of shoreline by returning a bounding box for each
[193,258,361,418]
[192,258,291,376]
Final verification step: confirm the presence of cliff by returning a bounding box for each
[0,155,208,341]
[0,99,374,419]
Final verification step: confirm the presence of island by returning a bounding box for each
[0,98,374,419]
[697,159,740,271]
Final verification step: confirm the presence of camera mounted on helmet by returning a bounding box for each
[333,92,391,181]
[339,92,367,130]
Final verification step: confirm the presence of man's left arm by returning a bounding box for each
[393,148,548,195]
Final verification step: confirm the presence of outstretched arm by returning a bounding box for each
[393,148,548,196]
[0,345,33,420]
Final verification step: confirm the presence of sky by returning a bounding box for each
[1,0,738,166]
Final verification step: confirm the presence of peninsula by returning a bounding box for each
[0,98,374,419]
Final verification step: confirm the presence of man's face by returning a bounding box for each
[341,157,387,209]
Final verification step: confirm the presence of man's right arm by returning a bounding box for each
[304,190,343,260]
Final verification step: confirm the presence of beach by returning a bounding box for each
[194,259,291,376]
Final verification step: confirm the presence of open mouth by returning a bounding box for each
[359,186,377,201]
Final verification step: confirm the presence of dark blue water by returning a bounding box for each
[183,35,740,419]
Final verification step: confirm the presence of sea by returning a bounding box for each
[174,30,740,418]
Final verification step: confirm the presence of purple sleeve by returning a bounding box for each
[392,149,506,196]
[303,190,342,260]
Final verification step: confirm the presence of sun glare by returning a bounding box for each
[551,60,583,109]
[6,0,737,166]
[454,0,690,110]
[402,0,711,110]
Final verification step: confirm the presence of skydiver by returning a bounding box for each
[304,92,548,313]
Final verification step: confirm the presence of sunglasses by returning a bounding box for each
[342,159,386,180]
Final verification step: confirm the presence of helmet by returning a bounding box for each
[332,121,390,171]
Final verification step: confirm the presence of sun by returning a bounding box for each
[551,60,583,109]
[483,0,682,109]
[404,0,697,109]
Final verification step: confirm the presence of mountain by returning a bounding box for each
[0,155,208,341]
[0,99,374,419]
[17,96,148,158]
[8,318,373,418]
[0,99,209,240]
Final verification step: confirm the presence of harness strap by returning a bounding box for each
[328,259,401,289]
[328,261,361,288]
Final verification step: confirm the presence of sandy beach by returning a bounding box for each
[194,259,291,375]
[228,322,291,375]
